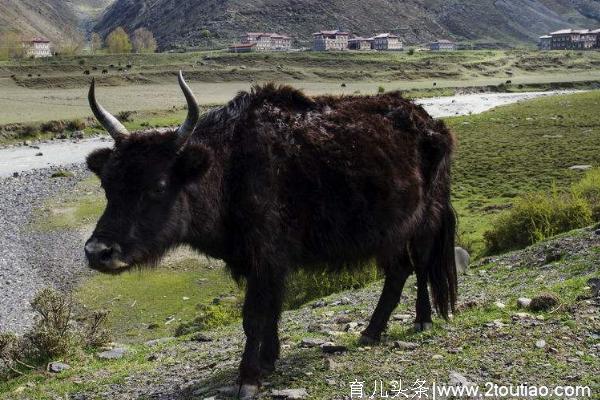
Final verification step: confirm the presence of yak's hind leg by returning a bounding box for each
[412,239,434,331]
[360,248,413,344]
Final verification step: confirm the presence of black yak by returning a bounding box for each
[84,73,457,398]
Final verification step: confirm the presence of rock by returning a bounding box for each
[392,340,420,350]
[321,343,348,354]
[97,347,128,360]
[182,296,190,301]
[344,322,359,332]
[529,293,559,311]
[569,165,592,171]
[455,247,470,274]
[517,297,532,309]
[432,354,444,360]
[494,301,506,309]
[300,338,325,348]
[145,338,171,347]
[190,333,213,342]
[147,354,159,361]
[535,339,546,349]
[513,312,532,319]
[449,371,472,387]
[47,362,70,373]
[334,315,353,324]
[72,131,85,139]
[587,278,600,297]
[594,229,600,236]
[392,314,412,321]
[12,172,19,178]
[35,152,43,156]
[271,388,309,399]
[311,300,326,308]
[147,323,160,330]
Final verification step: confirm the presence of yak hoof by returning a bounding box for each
[359,334,380,345]
[414,322,433,332]
[238,384,260,399]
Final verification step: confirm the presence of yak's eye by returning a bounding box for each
[149,181,167,197]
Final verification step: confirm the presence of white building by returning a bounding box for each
[240,32,292,51]
[313,30,349,51]
[23,37,52,58]
[372,33,403,51]
[430,39,456,51]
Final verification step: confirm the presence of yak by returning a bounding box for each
[84,72,457,398]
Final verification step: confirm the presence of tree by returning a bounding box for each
[57,28,85,56]
[200,29,212,48]
[106,27,132,54]
[0,31,26,60]
[90,32,103,54]
[131,28,157,53]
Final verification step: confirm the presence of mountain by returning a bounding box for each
[94,0,600,49]
[0,0,114,43]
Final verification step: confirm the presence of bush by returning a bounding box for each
[19,124,38,137]
[484,188,592,254]
[377,86,385,94]
[407,48,415,55]
[66,119,86,131]
[572,168,600,221]
[40,120,66,133]
[24,288,78,361]
[285,263,381,309]
[116,111,134,122]
[82,310,112,348]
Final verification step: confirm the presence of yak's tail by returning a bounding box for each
[427,199,458,319]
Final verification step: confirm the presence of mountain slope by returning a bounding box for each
[0,0,114,43]
[94,0,600,49]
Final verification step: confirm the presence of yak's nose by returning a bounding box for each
[85,237,125,271]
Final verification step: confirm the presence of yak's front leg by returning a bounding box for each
[238,269,285,399]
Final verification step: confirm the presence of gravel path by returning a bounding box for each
[0,165,92,334]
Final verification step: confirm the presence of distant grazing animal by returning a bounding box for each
[84,72,457,398]
[102,69,108,74]
[506,80,512,85]
[84,70,90,75]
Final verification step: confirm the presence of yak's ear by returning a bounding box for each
[175,144,212,182]
[86,148,113,176]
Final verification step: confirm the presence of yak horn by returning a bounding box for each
[88,78,129,141]
[176,71,200,144]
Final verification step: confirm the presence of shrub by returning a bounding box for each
[484,188,592,254]
[572,168,600,221]
[82,310,112,348]
[407,48,415,55]
[377,86,385,94]
[529,293,559,311]
[0,333,20,379]
[285,263,381,309]
[51,169,74,178]
[19,124,38,137]
[66,119,86,131]
[24,288,77,361]
[116,111,133,122]
[40,120,66,133]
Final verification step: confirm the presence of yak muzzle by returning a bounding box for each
[85,237,128,272]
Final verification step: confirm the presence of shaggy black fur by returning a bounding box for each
[85,83,457,390]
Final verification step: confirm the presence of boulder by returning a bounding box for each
[455,247,470,274]
[47,362,70,373]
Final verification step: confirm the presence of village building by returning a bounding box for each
[229,43,256,53]
[372,33,403,51]
[238,32,292,52]
[312,30,349,51]
[430,39,456,51]
[538,35,552,50]
[548,28,599,50]
[348,36,373,50]
[23,37,52,58]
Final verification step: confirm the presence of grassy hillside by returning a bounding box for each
[95,0,600,49]
[1,224,598,398]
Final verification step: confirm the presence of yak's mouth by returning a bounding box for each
[85,237,166,274]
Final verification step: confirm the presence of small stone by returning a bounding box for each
[455,247,470,274]
[47,362,70,373]
[97,347,128,360]
[147,354,159,361]
[147,323,160,330]
[344,322,359,332]
[392,314,412,321]
[335,315,352,324]
[449,371,472,387]
[271,388,309,399]
[324,358,341,371]
[432,354,443,360]
[494,301,506,309]
[182,296,190,301]
[321,343,348,354]
[190,333,212,342]
[569,165,592,171]
[392,341,420,350]
[517,298,532,309]
[145,338,171,347]
[513,312,532,319]
[300,338,325,348]
[594,229,600,236]
[326,378,337,386]
[535,339,546,349]
[12,172,19,178]
[35,152,43,156]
